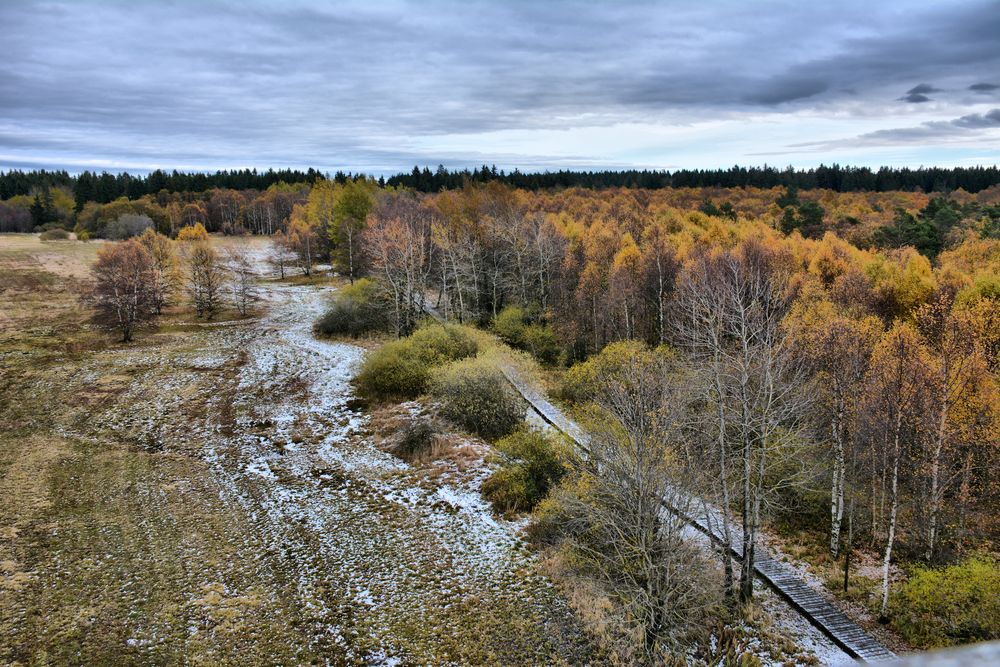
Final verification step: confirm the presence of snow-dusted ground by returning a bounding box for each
[184,281,589,663]
[45,276,589,665]
[37,265,849,665]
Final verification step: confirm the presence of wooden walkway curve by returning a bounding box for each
[496,361,896,663]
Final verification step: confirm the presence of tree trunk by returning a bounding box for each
[656,254,665,344]
[880,415,902,620]
[926,389,949,562]
[843,496,854,592]
[347,226,355,284]
[739,430,754,604]
[831,395,846,558]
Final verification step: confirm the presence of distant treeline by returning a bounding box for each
[3,164,1000,205]
[388,164,1000,193]
[0,168,333,206]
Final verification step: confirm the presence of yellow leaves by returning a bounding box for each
[861,247,936,321]
[870,321,934,383]
[611,234,640,274]
[939,238,1000,306]
[176,222,209,241]
[305,178,338,231]
[958,298,1000,372]
[939,237,1000,275]
[807,232,862,285]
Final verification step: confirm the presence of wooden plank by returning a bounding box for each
[484,352,897,661]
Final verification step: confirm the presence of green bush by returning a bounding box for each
[482,426,567,514]
[39,227,70,241]
[407,323,479,366]
[314,279,389,337]
[491,305,562,365]
[560,340,673,403]
[520,322,562,365]
[431,357,523,440]
[890,556,1000,648]
[493,305,529,345]
[353,322,479,401]
[354,339,431,401]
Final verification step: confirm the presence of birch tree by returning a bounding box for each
[138,227,181,315]
[91,239,157,342]
[186,241,225,319]
[364,195,434,336]
[555,344,720,659]
[224,243,260,317]
[286,206,319,276]
[672,239,811,604]
[863,323,932,619]
[802,314,881,558]
[916,294,997,561]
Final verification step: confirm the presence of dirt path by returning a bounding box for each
[198,282,592,664]
[1,265,591,665]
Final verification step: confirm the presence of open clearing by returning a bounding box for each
[0,235,591,665]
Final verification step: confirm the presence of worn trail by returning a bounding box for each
[2,274,591,665]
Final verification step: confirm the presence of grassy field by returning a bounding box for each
[0,234,593,666]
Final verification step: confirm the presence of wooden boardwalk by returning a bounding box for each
[417,305,894,661]
[496,361,896,663]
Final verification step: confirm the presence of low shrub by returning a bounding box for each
[492,305,529,345]
[407,323,479,365]
[176,223,209,241]
[314,279,389,337]
[431,357,523,440]
[390,419,439,463]
[353,322,479,401]
[491,305,562,365]
[521,323,561,365]
[354,339,431,401]
[482,426,567,514]
[39,227,70,241]
[890,555,1000,648]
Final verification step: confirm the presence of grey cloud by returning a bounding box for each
[1,0,1000,172]
[971,82,999,91]
[787,108,1000,150]
[900,83,939,102]
[744,77,829,105]
[952,108,1000,128]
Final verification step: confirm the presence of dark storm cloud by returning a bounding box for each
[1,0,999,172]
[901,93,932,103]
[971,83,999,92]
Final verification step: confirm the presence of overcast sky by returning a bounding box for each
[1,0,999,175]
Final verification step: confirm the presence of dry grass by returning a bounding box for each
[1,234,595,665]
[0,234,327,665]
[368,401,489,476]
[763,525,913,654]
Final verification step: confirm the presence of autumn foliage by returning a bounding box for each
[90,239,157,342]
